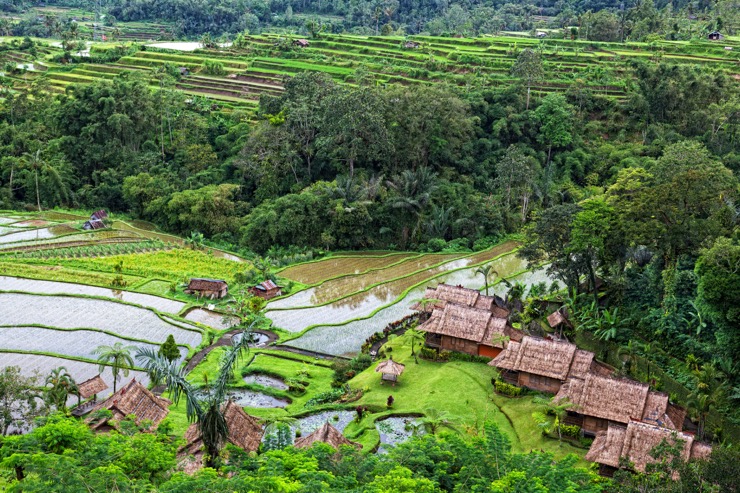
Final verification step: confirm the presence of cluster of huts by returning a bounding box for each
[78,376,357,472]
[416,283,712,477]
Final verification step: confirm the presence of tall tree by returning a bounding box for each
[44,366,77,412]
[534,94,575,168]
[0,366,41,436]
[511,48,544,110]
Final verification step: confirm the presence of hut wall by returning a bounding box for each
[501,370,519,385]
[598,464,618,478]
[478,345,501,358]
[582,416,609,436]
[517,372,562,394]
[441,335,478,355]
[564,411,584,427]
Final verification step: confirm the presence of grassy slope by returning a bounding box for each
[175,338,588,464]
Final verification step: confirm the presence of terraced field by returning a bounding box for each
[8,32,737,114]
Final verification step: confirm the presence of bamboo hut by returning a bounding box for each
[248,280,282,300]
[415,284,510,318]
[585,420,712,477]
[375,357,405,385]
[77,375,108,401]
[87,378,170,432]
[489,336,599,393]
[185,278,229,299]
[294,422,361,450]
[419,302,520,358]
[179,400,264,473]
[556,373,685,435]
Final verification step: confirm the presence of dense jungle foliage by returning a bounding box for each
[1,414,738,492]
[5,0,737,38]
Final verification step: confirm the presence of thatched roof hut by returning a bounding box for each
[88,378,171,431]
[547,309,571,328]
[556,374,682,429]
[376,357,405,384]
[420,303,518,348]
[489,336,592,380]
[294,422,361,450]
[585,420,711,474]
[415,284,508,316]
[77,375,108,400]
[185,278,228,299]
[181,400,263,463]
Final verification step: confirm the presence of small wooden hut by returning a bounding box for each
[87,378,171,432]
[419,302,520,358]
[708,31,723,40]
[556,373,685,436]
[248,280,282,300]
[77,375,108,401]
[293,39,310,47]
[585,420,712,477]
[403,41,421,49]
[547,309,572,331]
[185,278,228,299]
[375,357,405,385]
[294,422,361,450]
[489,336,600,393]
[179,400,263,472]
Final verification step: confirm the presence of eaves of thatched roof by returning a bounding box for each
[182,400,263,456]
[489,336,584,380]
[88,378,170,431]
[375,357,405,376]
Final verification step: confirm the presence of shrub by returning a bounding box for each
[438,350,452,362]
[560,424,581,438]
[494,380,522,397]
[305,388,344,407]
[201,60,226,75]
[447,352,491,364]
[419,347,437,360]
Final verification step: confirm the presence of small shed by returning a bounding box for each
[708,31,723,40]
[83,209,108,230]
[536,31,548,38]
[249,280,282,300]
[180,400,263,472]
[403,41,421,49]
[185,278,228,299]
[91,210,108,221]
[87,378,171,432]
[375,356,405,385]
[77,375,108,401]
[294,39,309,48]
[294,422,361,450]
[178,67,190,76]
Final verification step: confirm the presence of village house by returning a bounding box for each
[418,283,510,318]
[87,378,170,432]
[403,41,421,49]
[293,39,310,48]
[556,372,686,436]
[248,279,282,300]
[708,31,723,40]
[489,336,610,393]
[419,302,521,358]
[179,400,263,473]
[83,209,108,230]
[585,420,712,477]
[185,278,229,299]
[294,422,362,449]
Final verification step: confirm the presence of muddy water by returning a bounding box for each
[243,373,288,390]
[226,389,288,408]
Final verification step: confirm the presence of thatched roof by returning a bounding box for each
[253,280,281,291]
[294,422,361,450]
[547,309,572,328]
[187,278,227,291]
[419,302,517,348]
[88,378,170,431]
[414,284,506,315]
[569,350,595,379]
[182,400,263,456]
[77,375,108,399]
[557,373,680,429]
[489,336,591,380]
[586,421,710,472]
[375,357,405,376]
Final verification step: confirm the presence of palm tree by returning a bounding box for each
[531,395,576,442]
[687,363,728,440]
[617,340,640,377]
[45,367,78,411]
[137,324,255,467]
[20,150,70,211]
[93,342,136,393]
[403,328,425,364]
[388,166,437,247]
[420,407,459,435]
[474,264,498,296]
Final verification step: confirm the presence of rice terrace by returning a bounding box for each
[0,0,738,488]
